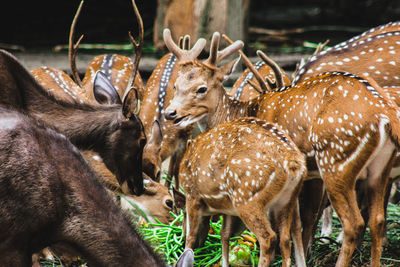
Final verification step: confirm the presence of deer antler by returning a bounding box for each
[182,35,191,50]
[222,34,268,93]
[312,39,330,56]
[128,0,143,91]
[204,32,244,68]
[256,50,285,89]
[163,28,206,62]
[68,0,84,88]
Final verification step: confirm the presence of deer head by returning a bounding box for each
[163,30,243,128]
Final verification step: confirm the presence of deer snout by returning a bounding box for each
[164,109,178,120]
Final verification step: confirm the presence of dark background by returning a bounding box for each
[2,0,400,50]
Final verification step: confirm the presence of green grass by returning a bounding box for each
[39,199,400,267]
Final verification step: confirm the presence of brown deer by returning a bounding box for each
[139,33,207,187]
[0,107,167,266]
[180,117,307,267]
[163,30,400,266]
[0,49,145,195]
[293,22,400,85]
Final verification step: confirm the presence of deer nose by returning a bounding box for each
[164,109,177,120]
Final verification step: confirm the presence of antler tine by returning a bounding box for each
[256,50,285,89]
[205,32,221,67]
[188,37,206,59]
[216,40,244,63]
[128,0,144,89]
[69,0,84,88]
[312,39,330,56]
[163,29,206,60]
[163,29,184,59]
[183,34,191,50]
[222,34,270,93]
[178,36,184,49]
[246,79,264,94]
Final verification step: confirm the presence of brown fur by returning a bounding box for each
[164,40,400,265]
[0,107,165,266]
[293,22,400,85]
[0,49,145,195]
[180,118,307,267]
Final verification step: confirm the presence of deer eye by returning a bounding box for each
[196,86,207,94]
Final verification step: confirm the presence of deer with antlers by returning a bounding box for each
[180,117,307,267]
[163,29,400,266]
[139,34,207,186]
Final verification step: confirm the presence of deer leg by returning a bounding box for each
[300,178,325,254]
[365,147,396,266]
[221,215,234,267]
[291,200,306,267]
[184,199,204,249]
[320,205,333,240]
[237,206,277,267]
[324,174,364,267]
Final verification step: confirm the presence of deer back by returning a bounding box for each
[0,107,164,266]
[180,118,306,210]
[31,66,90,104]
[293,22,400,85]
[81,54,145,102]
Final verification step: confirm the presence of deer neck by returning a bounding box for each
[26,89,121,152]
[207,87,254,129]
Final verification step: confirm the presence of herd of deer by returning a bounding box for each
[0,0,399,265]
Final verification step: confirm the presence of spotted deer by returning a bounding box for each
[163,30,400,266]
[180,118,307,267]
[293,22,400,85]
[139,33,207,186]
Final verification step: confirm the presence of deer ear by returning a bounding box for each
[220,55,241,81]
[148,120,163,146]
[93,71,122,105]
[122,88,140,119]
[174,249,194,267]
[172,186,186,210]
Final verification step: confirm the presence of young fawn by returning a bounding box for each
[180,118,307,267]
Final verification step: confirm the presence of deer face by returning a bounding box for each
[165,60,238,128]
[165,65,212,127]
[107,113,146,196]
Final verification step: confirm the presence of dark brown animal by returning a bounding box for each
[0,49,145,196]
[0,107,163,266]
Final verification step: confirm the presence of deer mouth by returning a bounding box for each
[173,115,189,126]
[173,113,207,128]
